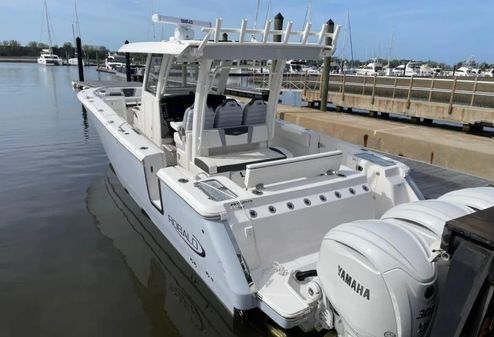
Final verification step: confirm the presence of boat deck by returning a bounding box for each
[389,155,492,199]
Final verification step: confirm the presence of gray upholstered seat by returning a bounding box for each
[214,99,243,128]
[242,99,267,125]
[184,105,215,131]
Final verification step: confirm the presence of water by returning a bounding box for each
[0,63,315,337]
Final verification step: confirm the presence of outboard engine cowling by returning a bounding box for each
[317,220,437,337]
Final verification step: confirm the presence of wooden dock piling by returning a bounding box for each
[76,37,84,82]
[320,20,334,112]
[124,40,131,82]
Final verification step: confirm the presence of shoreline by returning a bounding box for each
[0,56,37,63]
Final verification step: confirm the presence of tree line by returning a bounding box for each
[0,40,110,61]
[1,39,493,70]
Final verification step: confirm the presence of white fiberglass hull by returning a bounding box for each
[81,90,256,315]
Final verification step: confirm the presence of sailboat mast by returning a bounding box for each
[387,29,394,68]
[44,0,53,53]
[347,11,354,69]
[74,0,81,37]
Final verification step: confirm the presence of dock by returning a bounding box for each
[277,104,494,181]
[301,74,494,128]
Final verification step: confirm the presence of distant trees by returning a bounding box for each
[0,40,110,62]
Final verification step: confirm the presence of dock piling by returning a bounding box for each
[320,19,334,112]
[273,13,284,42]
[76,37,84,82]
[124,40,131,82]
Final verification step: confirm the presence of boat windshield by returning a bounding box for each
[145,54,162,95]
[166,60,199,89]
[109,55,126,63]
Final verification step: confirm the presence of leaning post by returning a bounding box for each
[320,20,334,112]
[76,37,84,82]
[124,40,131,82]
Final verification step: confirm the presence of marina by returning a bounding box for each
[2,2,494,337]
[2,61,493,337]
[77,14,494,336]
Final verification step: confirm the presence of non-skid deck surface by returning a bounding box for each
[390,155,493,199]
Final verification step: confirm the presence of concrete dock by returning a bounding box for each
[277,104,494,181]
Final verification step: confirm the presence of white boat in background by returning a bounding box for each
[78,14,494,336]
[38,49,62,65]
[391,64,405,76]
[284,60,306,74]
[356,60,384,76]
[38,0,62,66]
[105,53,126,70]
[455,66,472,77]
[405,61,421,76]
[483,68,494,77]
[68,57,84,66]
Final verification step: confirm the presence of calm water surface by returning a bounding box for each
[0,63,318,337]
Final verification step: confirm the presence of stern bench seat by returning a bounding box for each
[195,148,286,174]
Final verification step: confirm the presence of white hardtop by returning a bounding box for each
[118,17,339,61]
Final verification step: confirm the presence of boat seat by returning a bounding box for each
[184,105,215,131]
[214,99,243,128]
[242,98,267,125]
[161,93,226,122]
[194,148,286,174]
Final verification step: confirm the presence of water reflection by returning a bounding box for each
[87,167,323,337]
[82,108,89,142]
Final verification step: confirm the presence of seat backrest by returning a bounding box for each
[242,98,267,125]
[244,150,343,189]
[184,105,215,131]
[206,94,226,111]
[214,99,243,128]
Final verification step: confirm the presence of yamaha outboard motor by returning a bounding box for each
[317,220,437,337]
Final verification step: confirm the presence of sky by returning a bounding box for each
[0,0,493,64]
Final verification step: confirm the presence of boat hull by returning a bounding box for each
[83,92,256,313]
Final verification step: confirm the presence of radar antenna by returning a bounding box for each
[151,14,212,41]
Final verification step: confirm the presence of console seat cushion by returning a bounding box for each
[194,148,286,174]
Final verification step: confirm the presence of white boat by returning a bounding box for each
[483,68,494,77]
[392,64,405,76]
[38,1,62,66]
[105,52,126,70]
[38,49,63,65]
[78,14,494,335]
[405,61,421,76]
[356,60,384,76]
[68,57,84,66]
[455,66,472,77]
[285,60,306,74]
